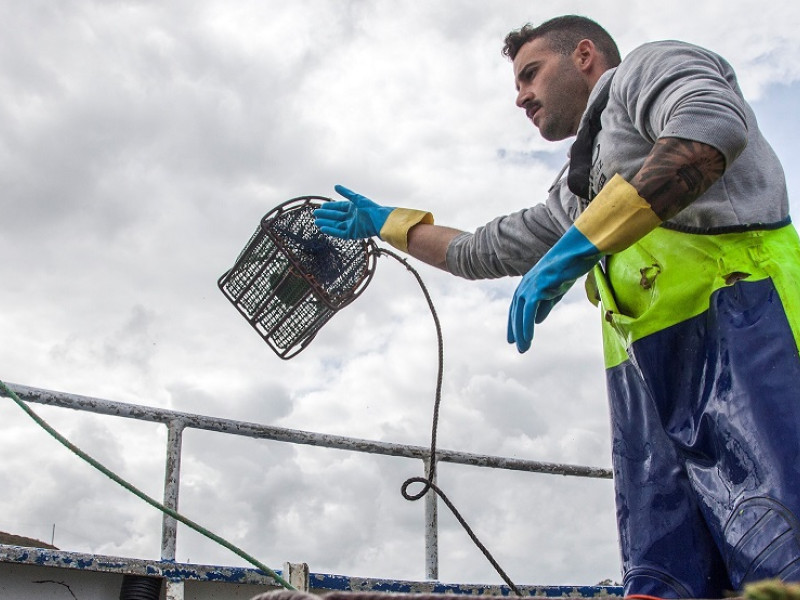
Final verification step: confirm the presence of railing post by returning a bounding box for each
[165,579,185,600]
[161,419,185,561]
[283,562,310,592]
[8,382,614,587]
[424,457,438,580]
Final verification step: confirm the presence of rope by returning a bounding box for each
[2,247,519,594]
[745,580,800,600]
[0,380,296,592]
[378,248,523,596]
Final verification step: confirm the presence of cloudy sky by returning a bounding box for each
[1,0,799,590]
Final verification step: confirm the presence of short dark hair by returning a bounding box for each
[502,15,621,67]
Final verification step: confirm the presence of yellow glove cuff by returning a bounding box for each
[380,208,434,252]
[574,174,661,254]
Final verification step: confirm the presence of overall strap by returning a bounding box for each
[567,74,613,201]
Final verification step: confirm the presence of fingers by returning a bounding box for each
[334,184,358,200]
[314,201,353,236]
[508,288,569,352]
[334,184,367,204]
[314,201,353,220]
[507,298,517,345]
[315,220,348,236]
[534,295,562,324]
[518,297,534,353]
[507,293,535,353]
[334,184,377,209]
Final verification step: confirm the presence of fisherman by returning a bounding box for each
[314,15,800,598]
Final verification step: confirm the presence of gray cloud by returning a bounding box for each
[1,0,798,590]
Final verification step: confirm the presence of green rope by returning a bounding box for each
[745,580,800,600]
[0,380,295,591]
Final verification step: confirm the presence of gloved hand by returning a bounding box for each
[508,174,662,353]
[314,185,394,240]
[314,185,434,252]
[507,226,601,353]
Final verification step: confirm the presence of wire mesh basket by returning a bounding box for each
[218,196,378,359]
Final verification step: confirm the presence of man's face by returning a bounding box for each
[513,36,590,141]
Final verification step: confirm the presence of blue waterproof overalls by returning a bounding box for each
[592,223,800,597]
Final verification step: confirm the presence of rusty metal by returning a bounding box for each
[3,382,614,593]
[0,544,280,586]
[5,383,613,480]
[423,458,439,581]
[284,562,311,592]
[218,197,379,359]
[0,544,623,597]
[161,419,185,561]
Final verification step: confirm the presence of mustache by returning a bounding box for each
[523,100,541,120]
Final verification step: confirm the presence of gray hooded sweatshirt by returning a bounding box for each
[446,40,789,280]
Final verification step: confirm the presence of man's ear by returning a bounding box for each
[573,39,597,72]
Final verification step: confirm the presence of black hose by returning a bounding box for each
[378,249,522,595]
[119,574,162,600]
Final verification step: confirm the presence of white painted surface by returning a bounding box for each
[0,562,124,599]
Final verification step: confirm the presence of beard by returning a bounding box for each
[536,62,589,141]
[537,112,576,141]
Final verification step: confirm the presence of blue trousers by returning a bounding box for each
[596,225,800,597]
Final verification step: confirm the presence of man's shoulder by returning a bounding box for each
[622,40,722,68]
[614,39,731,90]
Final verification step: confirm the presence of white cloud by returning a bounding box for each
[0,0,797,590]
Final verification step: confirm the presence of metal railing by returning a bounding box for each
[3,382,613,586]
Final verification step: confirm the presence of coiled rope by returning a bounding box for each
[1,248,520,595]
[0,380,296,591]
[378,248,522,596]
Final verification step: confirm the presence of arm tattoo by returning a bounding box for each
[630,137,726,221]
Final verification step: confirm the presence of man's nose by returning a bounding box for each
[516,86,533,108]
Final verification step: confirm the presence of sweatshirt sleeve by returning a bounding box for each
[613,41,749,168]
[445,175,580,280]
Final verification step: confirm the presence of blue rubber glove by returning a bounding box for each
[314,185,394,240]
[508,174,662,353]
[507,226,601,353]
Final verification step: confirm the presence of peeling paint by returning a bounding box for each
[6,383,612,480]
[308,572,622,597]
[2,383,617,597]
[3,545,623,597]
[1,545,280,586]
